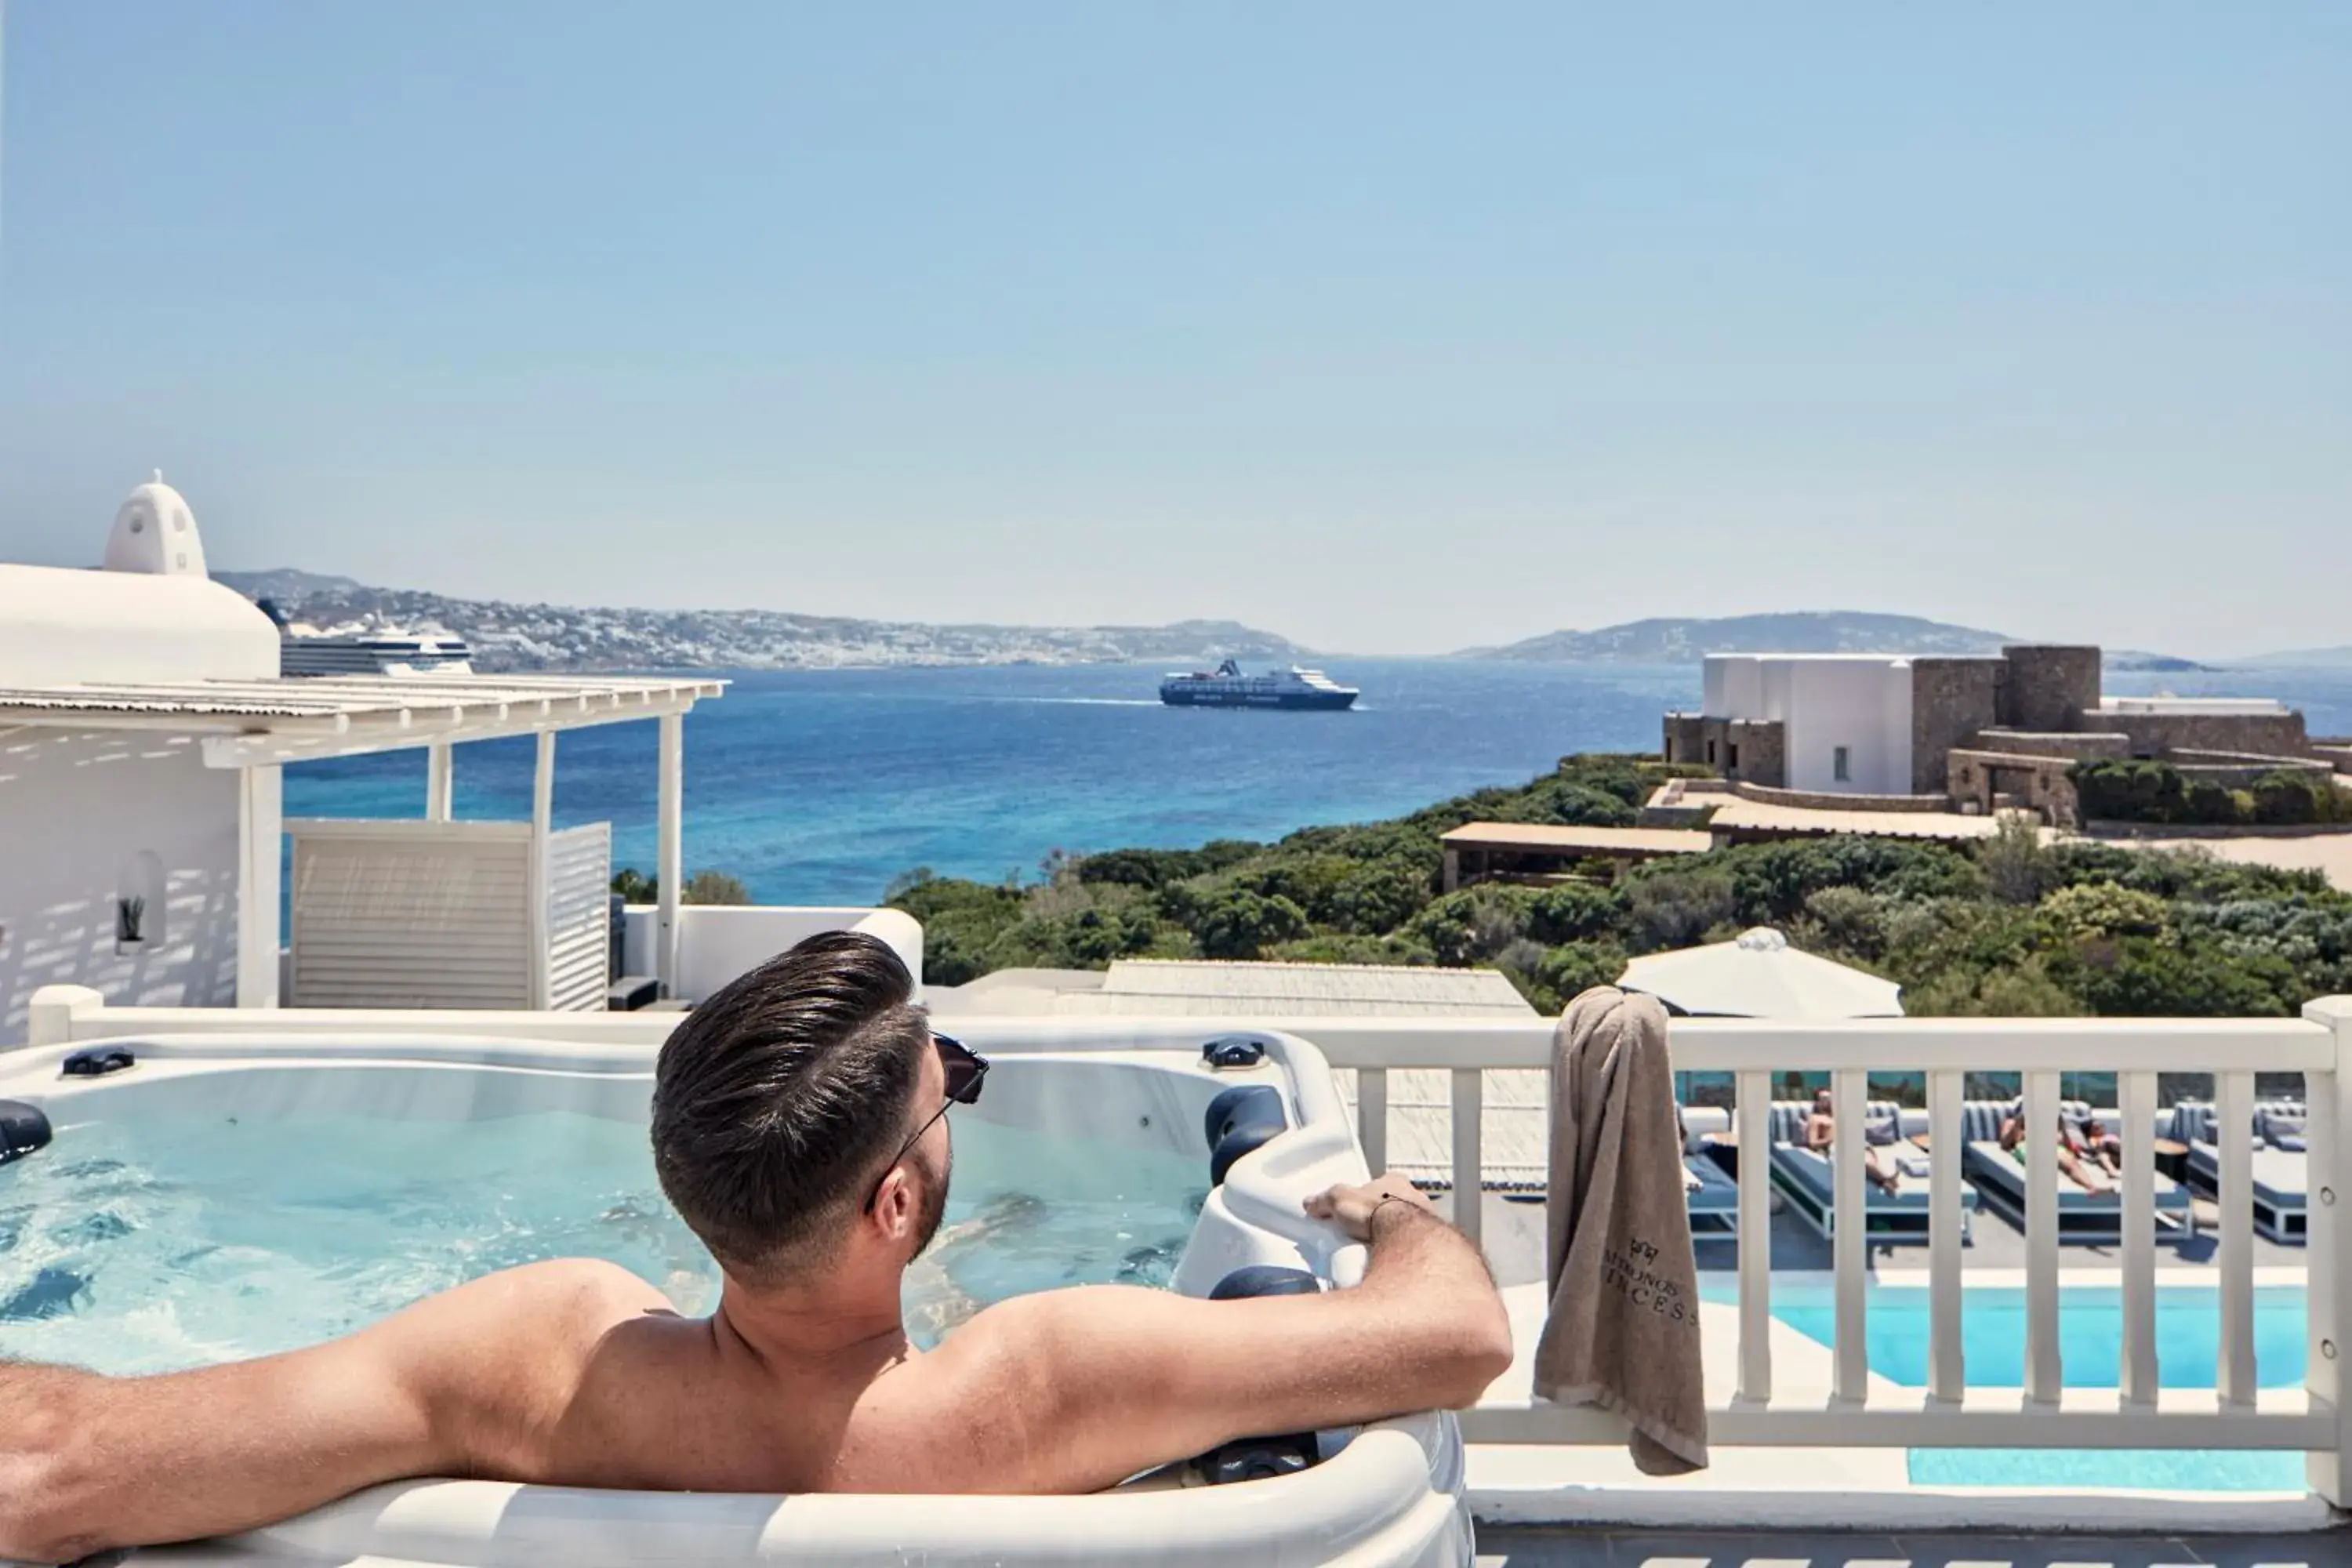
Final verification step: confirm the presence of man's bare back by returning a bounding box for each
[0,935,1512,1562]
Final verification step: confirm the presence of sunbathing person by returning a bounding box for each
[2000,1109,2117,1195]
[1803,1087,1901,1195]
[0,932,1513,1564]
[2079,1116,2125,1178]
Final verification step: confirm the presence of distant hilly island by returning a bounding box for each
[220,571,2328,673]
[1454,612,2213,671]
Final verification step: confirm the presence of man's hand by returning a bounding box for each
[1304,1172,1436,1241]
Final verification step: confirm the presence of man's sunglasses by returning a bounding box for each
[862,1033,989,1214]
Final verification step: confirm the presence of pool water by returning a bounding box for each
[1734,1279,2310,1492]
[0,1109,1208,1373]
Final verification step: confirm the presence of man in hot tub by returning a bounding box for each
[0,931,1514,1561]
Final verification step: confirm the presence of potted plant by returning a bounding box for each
[115,895,146,954]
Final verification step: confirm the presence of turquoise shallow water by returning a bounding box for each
[0,1109,1207,1371]
[1716,1279,2311,1491]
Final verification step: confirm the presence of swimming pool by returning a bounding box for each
[1740,1278,2310,1492]
[0,1026,1473,1567]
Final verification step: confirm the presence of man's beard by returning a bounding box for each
[908,1129,952,1258]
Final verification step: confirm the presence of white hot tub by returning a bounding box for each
[0,1022,1472,1568]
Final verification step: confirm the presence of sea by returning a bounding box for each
[284,660,2352,907]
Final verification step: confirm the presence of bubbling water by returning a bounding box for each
[0,1109,1206,1371]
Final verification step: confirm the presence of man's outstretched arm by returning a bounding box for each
[0,1259,645,1563]
[915,1174,1513,1495]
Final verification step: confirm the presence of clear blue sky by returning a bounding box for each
[2,2,2344,658]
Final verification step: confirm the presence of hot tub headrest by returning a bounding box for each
[1192,1265,1327,1485]
[1,1098,52,1165]
[1203,1084,1287,1186]
[62,1045,136,1078]
[1207,1264,1322,1301]
[1201,1036,1266,1070]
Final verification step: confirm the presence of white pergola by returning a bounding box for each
[0,672,726,1007]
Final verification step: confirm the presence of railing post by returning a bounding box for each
[657,712,684,999]
[1450,1067,1483,1253]
[2024,1069,2062,1403]
[2218,1069,2257,1406]
[2119,1070,2159,1406]
[25,985,105,1048]
[1927,1069,1965,1404]
[2307,997,2352,1505]
[1357,1068,1388,1174]
[1831,1067,1868,1403]
[1734,1069,1772,1405]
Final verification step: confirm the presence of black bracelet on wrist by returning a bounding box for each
[1368,1194,1421,1231]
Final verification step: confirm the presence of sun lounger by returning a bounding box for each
[2175,1101,2307,1244]
[1958,1098,2195,1247]
[1765,1099,1977,1243]
[1684,1150,1739,1237]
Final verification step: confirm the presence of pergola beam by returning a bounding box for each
[198,689,709,768]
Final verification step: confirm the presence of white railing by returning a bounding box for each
[1287,1000,2352,1506]
[19,985,2352,1502]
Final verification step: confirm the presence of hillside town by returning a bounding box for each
[216,571,1301,672]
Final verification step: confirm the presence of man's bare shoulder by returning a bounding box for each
[381,1256,671,1342]
[931,1283,1178,1357]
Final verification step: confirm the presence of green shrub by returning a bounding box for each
[2040,881,2170,942]
[1712,837,1986,924]
[1488,778,1638,829]
[1979,812,2049,905]
[2071,760,2263,826]
[1534,945,1628,1006]
[1622,868,1737,951]
[1193,890,1311,960]
[1410,885,1543,966]
[682,870,750,906]
[612,866,754,906]
[2060,935,2299,1017]
[1527,882,1624,945]
[2250,770,2346,826]
[1903,954,2083,1017]
[1798,885,1890,961]
[2043,841,2328,902]
[2071,759,2190,823]
[1267,932,1438,966]
[1074,840,1261,888]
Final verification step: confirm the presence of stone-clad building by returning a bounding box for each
[1662,644,2321,825]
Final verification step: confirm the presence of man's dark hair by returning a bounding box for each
[651,930,931,1282]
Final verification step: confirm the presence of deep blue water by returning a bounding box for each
[285,659,1698,904]
[283,659,2352,906]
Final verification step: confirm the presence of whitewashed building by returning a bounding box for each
[0,479,914,1039]
[1696,652,1919,796]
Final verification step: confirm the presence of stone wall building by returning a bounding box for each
[1662,644,2323,825]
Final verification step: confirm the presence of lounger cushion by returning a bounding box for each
[1770,1140,1976,1210]
[1965,1140,2190,1209]
[2187,1140,2307,1207]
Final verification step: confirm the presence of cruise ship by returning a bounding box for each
[1157,659,1359,710]
[259,598,477,677]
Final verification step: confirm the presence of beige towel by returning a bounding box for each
[1532,986,1709,1475]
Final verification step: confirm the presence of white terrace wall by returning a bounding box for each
[0,728,241,1041]
[619,904,924,1004]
